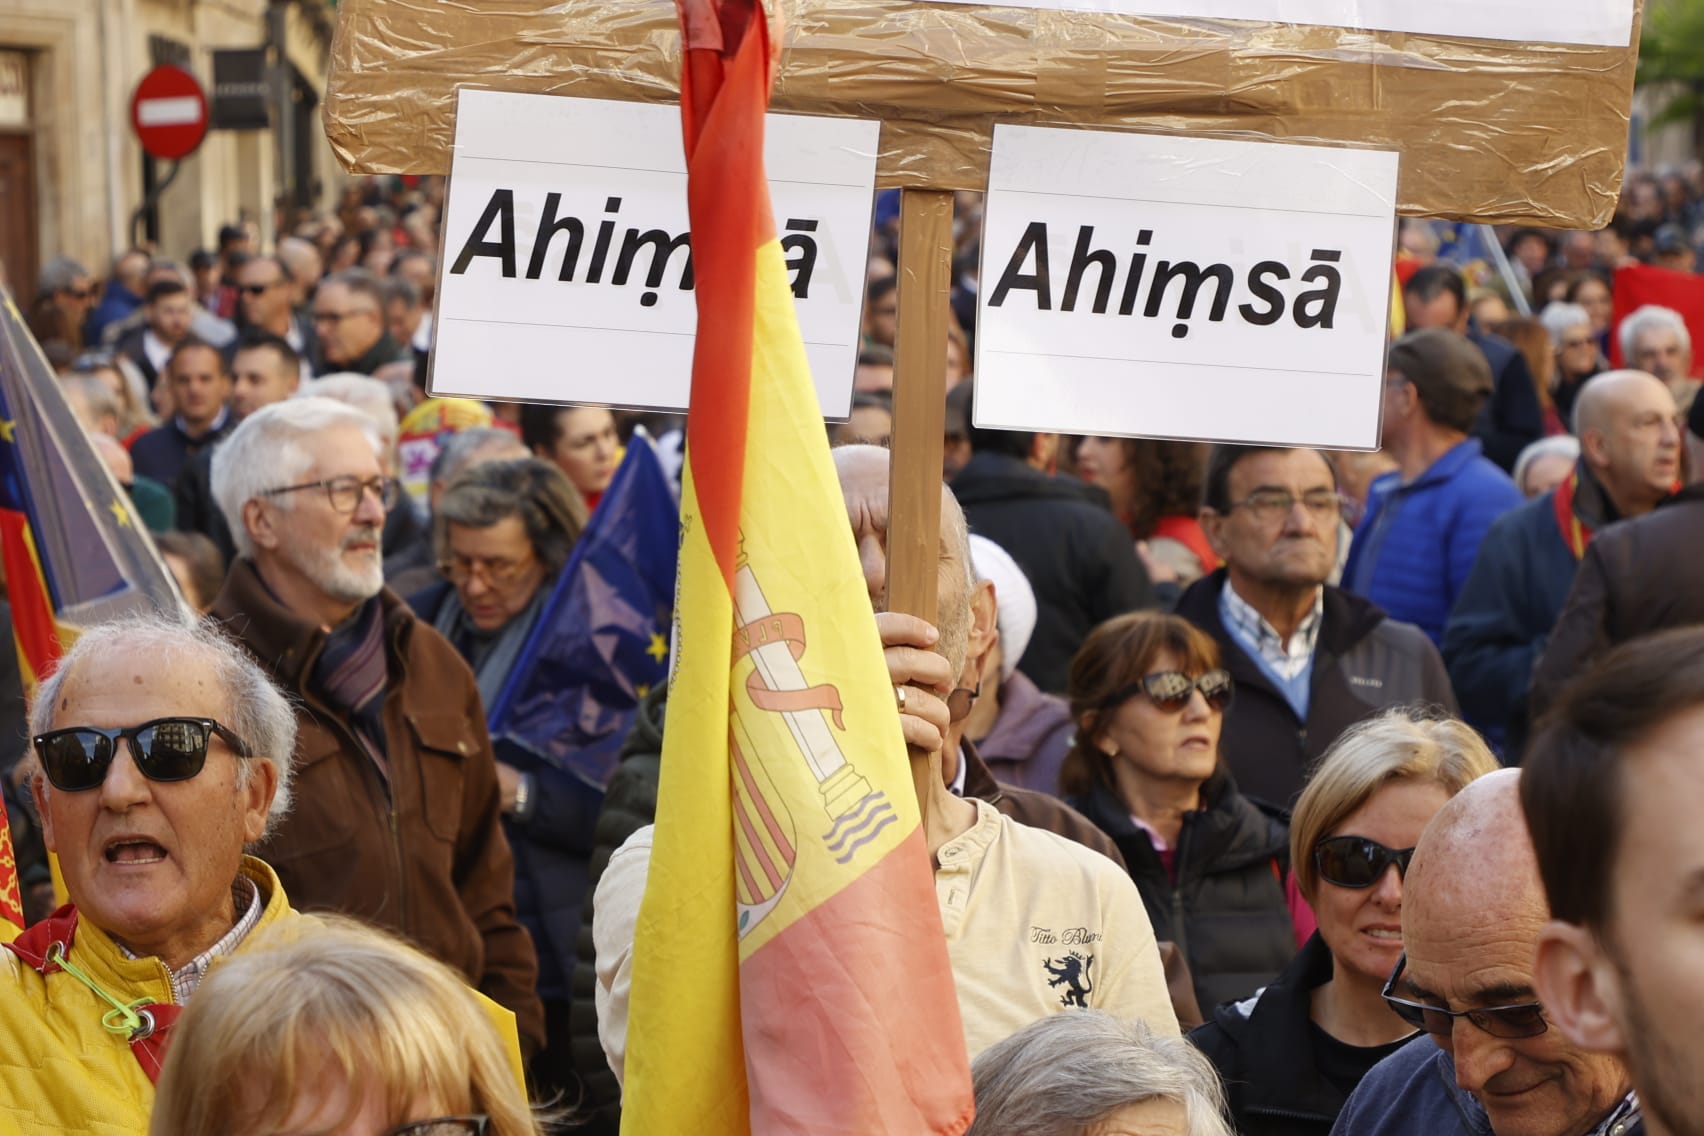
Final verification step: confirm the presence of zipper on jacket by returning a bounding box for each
[389,803,408,935]
[1170,814,1193,962]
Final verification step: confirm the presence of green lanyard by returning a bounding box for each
[45,942,158,1040]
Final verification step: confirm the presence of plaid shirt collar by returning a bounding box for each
[117,873,262,1003]
[1221,581,1323,681]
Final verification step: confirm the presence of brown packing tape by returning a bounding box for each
[324,0,1641,227]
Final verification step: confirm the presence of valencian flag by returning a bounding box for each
[486,435,678,787]
[0,290,185,934]
[619,1,974,1132]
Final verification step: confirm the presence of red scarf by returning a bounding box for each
[1551,472,1592,560]
[4,906,184,1082]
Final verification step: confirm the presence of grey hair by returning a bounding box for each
[28,612,298,836]
[966,1012,1233,1136]
[297,373,400,454]
[1537,301,1591,347]
[320,267,386,308]
[429,427,529,489]
[39,256,89,296]
[212,397,383,559]
[434,457,588,577]
[61,373,121,428]
[1619,304,1691,363]
[1512,434,1581,494]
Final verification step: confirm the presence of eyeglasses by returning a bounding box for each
[385,1118,489,1136]
[1108,669,1234,713]
[1314,835,1415,889]
[437,552,536,588]
[259,475,399,514]
[1381,954,1549,1040]
[62,286,97,301]
[1225,490,1346,524]
[33,717,254,793]
[238,282,279,296]
[1559,336,1595,349]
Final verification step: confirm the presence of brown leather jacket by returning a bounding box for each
[212,559,545,1051]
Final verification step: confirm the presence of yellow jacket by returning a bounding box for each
[0,857,526,1136]
[0,857,297,1136]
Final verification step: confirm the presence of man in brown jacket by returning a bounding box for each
[209,396,544,1052]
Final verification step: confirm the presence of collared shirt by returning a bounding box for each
[141,328,173,376]
[949,745,968,796]
[1220,581,1323,722]
[1221,582,1323,681]
[1588,1092,1641,1136]
[117,873,261,1002]
[173,404,231,442]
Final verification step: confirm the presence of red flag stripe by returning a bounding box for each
[679,0,772,585]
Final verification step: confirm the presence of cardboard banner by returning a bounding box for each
[927,0,1634,48]
[430,91,876,415]
[324,0,1642,227]
[973,126,1398,449]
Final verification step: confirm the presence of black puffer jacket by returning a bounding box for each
[1068,771,1294,1011]
[1190,933,1389,1136]
[950,451,1154,693]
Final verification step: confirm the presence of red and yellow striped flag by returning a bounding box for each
[619,2,975,1131]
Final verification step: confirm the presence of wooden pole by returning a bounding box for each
[887,187,954,829]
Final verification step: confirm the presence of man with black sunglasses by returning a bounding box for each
[209,397,546,1057]
[1332,771,1637,1136]
[235,255,317,376]
[0,615,305,1132]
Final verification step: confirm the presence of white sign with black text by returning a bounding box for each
[973,126,1399,450]
[432,89,878,417]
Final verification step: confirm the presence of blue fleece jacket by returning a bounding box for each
[1330,1037,1489,1136]
[1343,439,1522,647]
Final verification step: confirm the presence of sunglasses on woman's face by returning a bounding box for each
[1382,954,1548,1040]
[1120,669,1234,712]
[1313,835,1415,889]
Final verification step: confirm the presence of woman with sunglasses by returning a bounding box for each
[409,456,591,1106]
[151,916,542,1135]
[1062,611,1295,1014]
[1188,709,1498,1135]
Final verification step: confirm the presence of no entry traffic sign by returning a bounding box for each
[131,65,209,161]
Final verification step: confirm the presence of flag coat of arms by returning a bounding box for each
[619,1,975,1131]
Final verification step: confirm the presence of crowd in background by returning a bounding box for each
[3,158,1704,1136]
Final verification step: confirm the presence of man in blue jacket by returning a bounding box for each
[1331,771,1637,1136]
[1345,329,1524,646]
[1443,371,1679,756]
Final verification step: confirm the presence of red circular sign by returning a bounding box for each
[130,65,209,161]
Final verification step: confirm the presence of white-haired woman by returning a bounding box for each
[1539,300,1602,425]
[1189,709,1498,1136]
[968,1011,1232,1136]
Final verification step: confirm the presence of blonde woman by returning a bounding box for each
[1188,709,1498,1136]
[151,916,540,1136]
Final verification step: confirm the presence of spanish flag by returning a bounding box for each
[619,1,974,1131]
[0,290,186,933]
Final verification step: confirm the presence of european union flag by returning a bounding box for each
[487,436,678,787]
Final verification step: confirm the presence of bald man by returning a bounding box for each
[590,446,1178,1086]
[1444,371,1679,757]
[1331,771,1637,1136]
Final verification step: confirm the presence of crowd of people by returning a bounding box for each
[2,162,1704,1135]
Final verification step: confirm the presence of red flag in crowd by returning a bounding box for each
[1609,262,1704,377]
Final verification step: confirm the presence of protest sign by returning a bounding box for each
[430,90,877,416]
[973,126,1398,449]
[324,0,1641,227]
